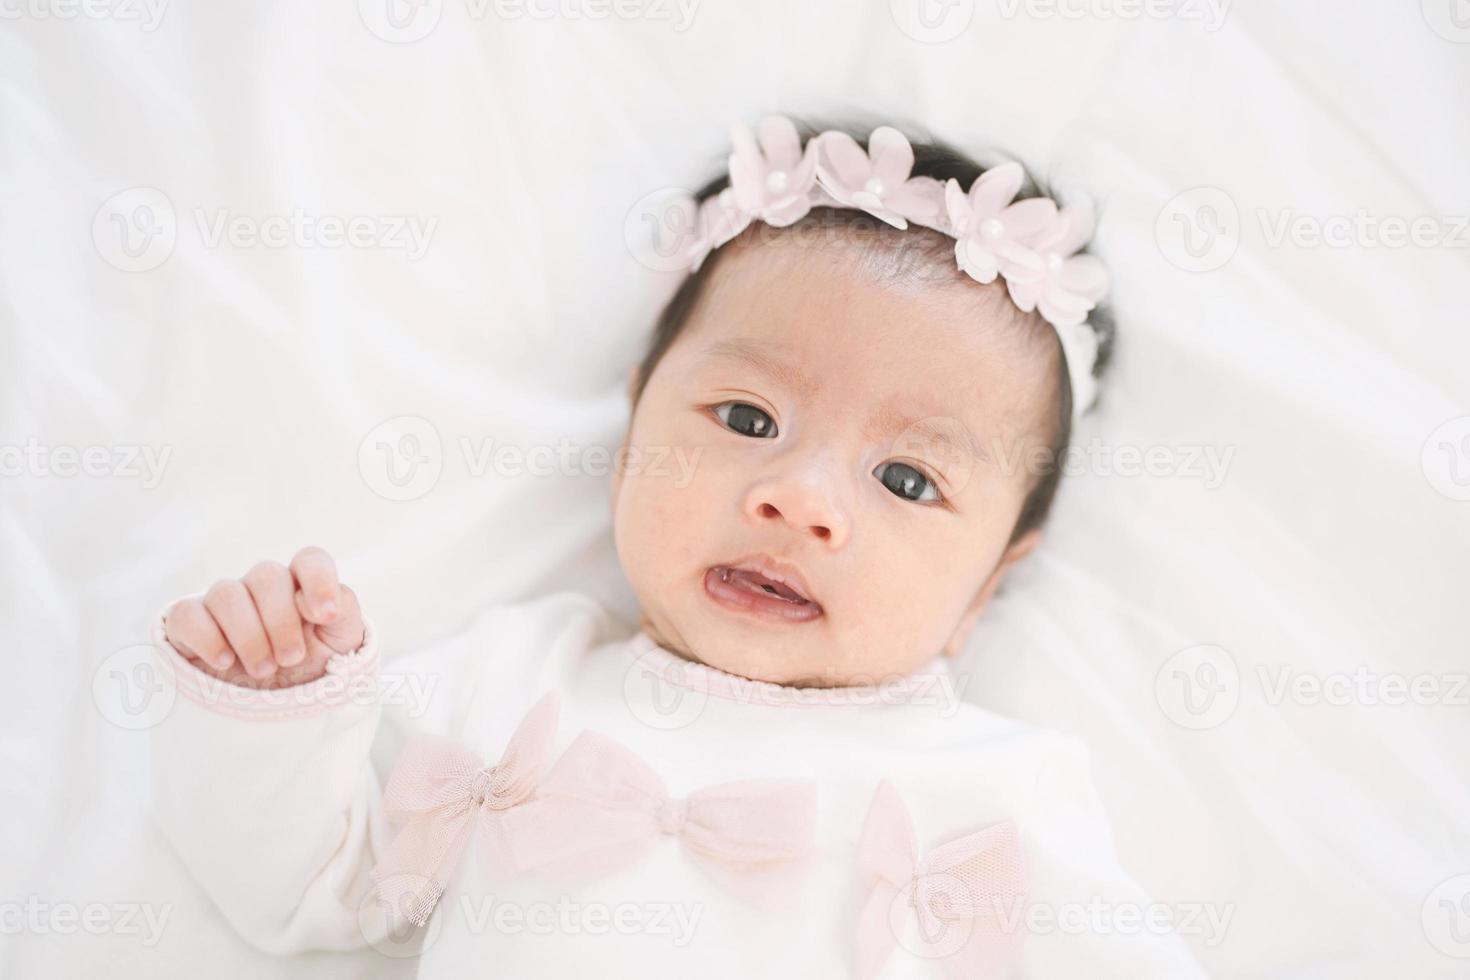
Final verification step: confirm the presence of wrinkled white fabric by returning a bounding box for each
[3,3,1467,978]
[148,590,1208,977]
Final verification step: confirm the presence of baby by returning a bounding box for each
[151,117,1206,978]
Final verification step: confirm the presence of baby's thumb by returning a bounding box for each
[306,584,366,654]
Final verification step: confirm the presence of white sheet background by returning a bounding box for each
[2,1,1467,977]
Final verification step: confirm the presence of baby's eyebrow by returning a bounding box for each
[697,340,821,398]
[867,404,990,468]
[698,339,988,468]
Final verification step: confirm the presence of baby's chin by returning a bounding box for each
[642,605,931,689]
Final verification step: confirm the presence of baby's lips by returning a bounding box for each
[712,555,823,609]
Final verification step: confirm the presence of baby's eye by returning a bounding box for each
[714,402,777,438]
[873,461,942,504]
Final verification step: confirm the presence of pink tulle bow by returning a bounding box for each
[367,692,560,926]
[504,731,817,875]
[856,781,1027,980]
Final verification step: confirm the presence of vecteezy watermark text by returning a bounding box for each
[0,0,167,30]
[0,439,171,488]
[0,897,171,946]
[92,187,438,272]
[357,0,701,44]
[358,415,703,502]
[1155,644,1470,730]
[194,209,436,260]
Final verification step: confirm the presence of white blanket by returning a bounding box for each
[3,2,1467,977]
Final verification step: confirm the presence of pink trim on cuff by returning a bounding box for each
[150,602,381,722]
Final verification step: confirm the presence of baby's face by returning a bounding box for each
[612,237,1057,685]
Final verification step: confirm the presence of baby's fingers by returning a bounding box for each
[290,546,341,624]
[243,561,307,668]
[164,598,235,672]
[204,579,276,679]
[311,584,365,655]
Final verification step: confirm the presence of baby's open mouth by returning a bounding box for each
[703,560,824,624]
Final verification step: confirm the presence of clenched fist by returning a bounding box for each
[164,546,366,688]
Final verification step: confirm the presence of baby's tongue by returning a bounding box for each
[725,568,806,603]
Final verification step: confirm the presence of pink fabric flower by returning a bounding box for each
[813,126,943,230]
[1004,202,1110,329]
[727,116,819,227]
[681,188,752,273]
[944,162,1056,285]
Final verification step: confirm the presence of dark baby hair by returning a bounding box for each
[630,119,1115,544]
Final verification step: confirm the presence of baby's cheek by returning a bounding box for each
[852,532,985,668]
[855,573,954,670]
[615,465,706,591]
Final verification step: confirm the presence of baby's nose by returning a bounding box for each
[744,469,850,548]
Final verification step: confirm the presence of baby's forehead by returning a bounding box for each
[701,230,1050,363]
[684,247,1058,438]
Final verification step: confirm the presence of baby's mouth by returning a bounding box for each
[703,561,824,624]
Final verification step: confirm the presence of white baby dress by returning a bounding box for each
[148,590,1209,978]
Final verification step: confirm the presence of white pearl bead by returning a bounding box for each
[765,170,789,194]
[980,218,1005,240]
[1046,253,1063,270]
[863,176,885,197]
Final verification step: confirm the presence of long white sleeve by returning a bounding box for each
[145,590,621,958]
[147,608,395,956]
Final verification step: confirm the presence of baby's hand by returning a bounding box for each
[163,546,366,687]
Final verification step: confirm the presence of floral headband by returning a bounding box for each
[669,116,1110,416]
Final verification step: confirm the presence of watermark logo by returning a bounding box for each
[622,653,972,730]
[1421,0,1470,42]
[95,638,439,730]
[887,871,977,961]
[624,188,703,273]
[1423,873,1470,958]
[884,892,1235,964]
[889,0,975,44]
[92,644,176,731]
[359,0,699,41]
[358,872,444,957]
[1156,647,1470,729]
[358,0,444,42]
[1422,416,1470,502]
[93,187,176,272]
[1154,644,1240,730]
[1156,186,1239,272]
[893,416,980,497]
[885,416,1236,491]
[93,188,436,270]
[356,417,703,502]
[623,651,710,730]
[359,415,445,502]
